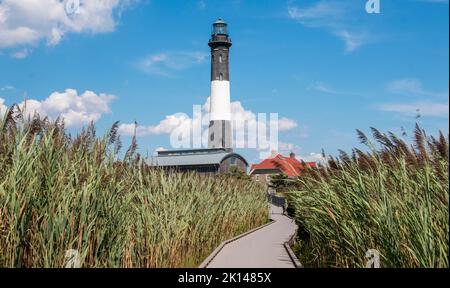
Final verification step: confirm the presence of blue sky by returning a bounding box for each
[0,0,448,164]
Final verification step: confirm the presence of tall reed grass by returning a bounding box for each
[288,125,448,268]
[0,106,268,267]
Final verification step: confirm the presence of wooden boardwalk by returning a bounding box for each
[207,205,298,268]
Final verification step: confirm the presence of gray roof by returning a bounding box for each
[146,149,248,167]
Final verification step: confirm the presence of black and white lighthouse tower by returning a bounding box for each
[147,19,249,174]
[208,19,232,150]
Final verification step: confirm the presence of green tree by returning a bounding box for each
[269,173,289,192]
[223,166,252,181]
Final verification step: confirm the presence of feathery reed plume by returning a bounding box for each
[287,125,448,268]
[414,123,429,163]
[108,121,120,146]
[0,105,268,268]
[356,129,369,145]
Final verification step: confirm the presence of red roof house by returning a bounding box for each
[249,152,316,185]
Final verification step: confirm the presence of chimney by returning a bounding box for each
[289,152,296,159]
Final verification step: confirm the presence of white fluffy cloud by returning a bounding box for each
[0,0,136,52]
[118,113,192,137]
[119,98,298,139]
[298,152,326,163]
[278,117,298,131]
[0,88,116,127]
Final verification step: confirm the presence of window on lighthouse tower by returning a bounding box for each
[219,73,223,81]
[219,54,222,63]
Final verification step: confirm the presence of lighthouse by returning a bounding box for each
[208,18,232,150]
[147,19,249,175]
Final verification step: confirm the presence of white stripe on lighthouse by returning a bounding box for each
[210,80,231,121]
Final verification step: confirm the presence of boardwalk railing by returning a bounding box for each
[268,194,286,208]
